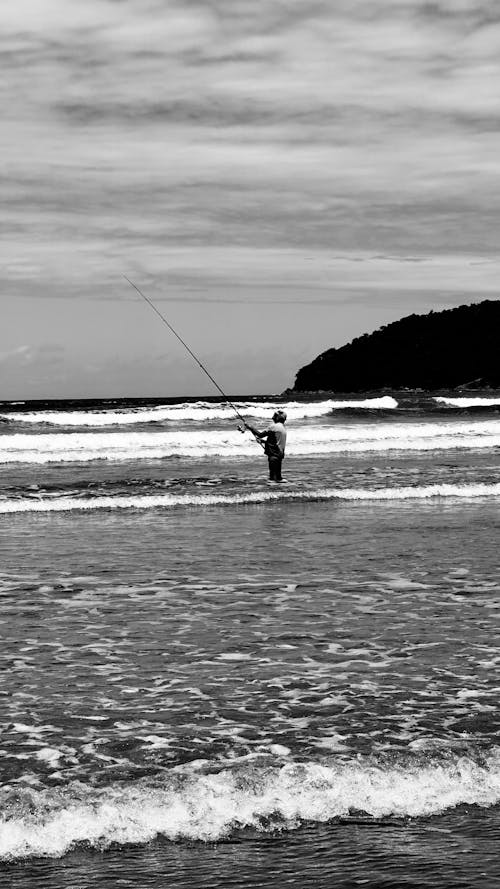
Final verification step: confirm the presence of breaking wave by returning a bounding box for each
[0,397,398,427]
[1,419,499,464]
[1,751,499,860]
[434,397,500,408]
[2,482,499,514]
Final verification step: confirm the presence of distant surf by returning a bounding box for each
[434,396,500,408]
[0,396,398,427]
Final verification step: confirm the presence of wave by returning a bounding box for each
[1,419,500,464]
[434,397,500,408]
[1,751,499,860]
[0,397,398,427]
[2,482,499,514]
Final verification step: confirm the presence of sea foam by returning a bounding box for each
[1,418,500,464]
[1,482,499,514]
[1,751,499,860]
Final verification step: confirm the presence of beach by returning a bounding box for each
[1,394,499,887]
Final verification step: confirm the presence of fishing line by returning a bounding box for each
[123,276,264,448]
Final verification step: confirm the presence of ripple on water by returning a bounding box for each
[0,562,499,783]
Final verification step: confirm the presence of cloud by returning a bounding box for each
[0,343,65,367]
[2,2,499,395]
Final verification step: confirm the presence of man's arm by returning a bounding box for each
[244,423,268,439]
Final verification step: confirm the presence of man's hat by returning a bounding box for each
[274,409,287,422]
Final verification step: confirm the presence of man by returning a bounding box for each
[245,410,287,482]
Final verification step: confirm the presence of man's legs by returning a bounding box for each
[268,456,283,481]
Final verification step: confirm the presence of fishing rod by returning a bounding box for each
[123,276,264,448]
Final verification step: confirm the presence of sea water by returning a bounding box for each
[0,393,499,887]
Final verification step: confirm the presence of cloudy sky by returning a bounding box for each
[2,0,500,398]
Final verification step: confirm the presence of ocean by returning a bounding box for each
[1,392,499,888]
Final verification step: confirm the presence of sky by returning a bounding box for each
[2,0,500,398]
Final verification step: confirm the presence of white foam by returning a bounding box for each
[1,397,398,427]
[1,482,499,515]
[434,397,500,408]
[1,752,499,860]
[1,418,499,464]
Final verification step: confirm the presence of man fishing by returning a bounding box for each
[244,410,287,482]
[124,280,288,478]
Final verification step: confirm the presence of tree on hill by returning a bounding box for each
[293,299,500,392]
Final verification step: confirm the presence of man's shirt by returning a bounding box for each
[263,422,287,458]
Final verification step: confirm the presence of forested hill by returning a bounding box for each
[292,300,500,392]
